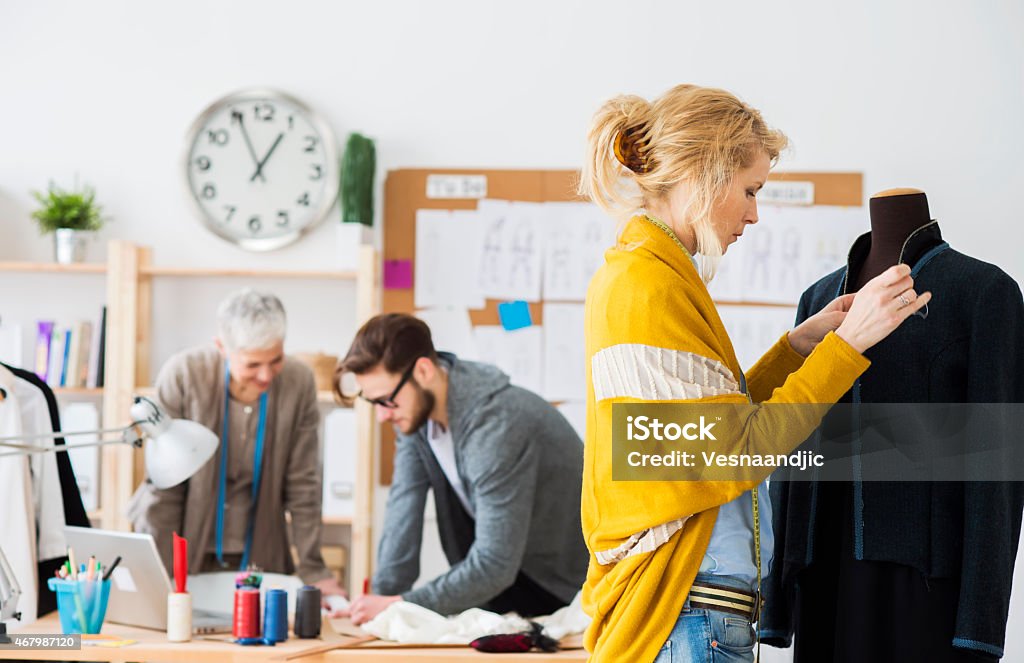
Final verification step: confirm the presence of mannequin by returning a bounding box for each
[762,190,1024,662]
[853,188,933,290]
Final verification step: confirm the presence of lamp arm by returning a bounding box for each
[0,425,145,457]
[0,426,140,443]
[0,545,22,623]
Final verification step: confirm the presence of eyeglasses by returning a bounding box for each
[358,361,417,409]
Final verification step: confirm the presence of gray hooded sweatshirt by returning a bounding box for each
[373,353,587,615]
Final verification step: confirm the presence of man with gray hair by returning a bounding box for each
[129,288,345,599]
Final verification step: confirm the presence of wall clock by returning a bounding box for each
[183,88,339,251]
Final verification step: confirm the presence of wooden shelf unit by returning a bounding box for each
[53,387,104,396]
[0,261,106,274]
[1,240,380,596]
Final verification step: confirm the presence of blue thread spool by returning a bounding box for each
[263,588,288,644]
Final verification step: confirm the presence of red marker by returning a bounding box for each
[172,532,188,594]
[363,578,370,595]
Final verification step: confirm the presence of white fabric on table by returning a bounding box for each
[362,591,589,645]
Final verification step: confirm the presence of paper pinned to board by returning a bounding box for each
[476,200,545,302]
[415,308,480,361]
[414,209,485,309]
[542,303,586,402]
[497,301,532,331]
[473,326,544,396]
[707,205,867,305]
[426,174,487,200]
[383,259,413,290]
[716,305,798,370]
[759,180,815,206]
[556,401,586,442]
[543,202,616,302]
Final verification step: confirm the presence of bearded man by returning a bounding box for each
[335,313,587,624]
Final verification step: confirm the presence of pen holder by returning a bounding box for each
[47,577,111,634]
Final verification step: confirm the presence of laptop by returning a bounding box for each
[63,527,233,634]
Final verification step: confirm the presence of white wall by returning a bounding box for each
[2,1,1023,658]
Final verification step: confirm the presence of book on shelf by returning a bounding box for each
[91,306,106,388]
[47,326,66,387]
[34,320,54,381]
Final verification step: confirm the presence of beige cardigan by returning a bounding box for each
[127,346,331,583]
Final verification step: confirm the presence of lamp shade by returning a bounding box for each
[131,398,219,489]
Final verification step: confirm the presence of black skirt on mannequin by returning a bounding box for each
[791,481,995,663]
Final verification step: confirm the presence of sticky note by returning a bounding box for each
[384,259,413,290]
[498,301,532,331]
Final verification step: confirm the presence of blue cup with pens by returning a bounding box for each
[47,577,111,634]
[47,550,117,634]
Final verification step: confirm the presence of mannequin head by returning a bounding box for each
[869,188,930,232]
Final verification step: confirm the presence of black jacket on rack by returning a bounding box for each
[2,363,90,617]
[761,223,1024,661]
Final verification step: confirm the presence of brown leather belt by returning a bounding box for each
[687,580,762,622]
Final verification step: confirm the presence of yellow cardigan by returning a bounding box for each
[582,216,871,662]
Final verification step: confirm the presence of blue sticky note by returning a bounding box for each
[498,301,533,331]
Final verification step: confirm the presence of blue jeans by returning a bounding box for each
[653,574,757,663]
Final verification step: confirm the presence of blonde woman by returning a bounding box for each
[579,85,930,662]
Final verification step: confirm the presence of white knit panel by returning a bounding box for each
[591,344,739,402]
[594,517,690,566]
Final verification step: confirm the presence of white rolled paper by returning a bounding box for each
[167,592,192,642]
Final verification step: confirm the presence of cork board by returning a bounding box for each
[379,169,863,483]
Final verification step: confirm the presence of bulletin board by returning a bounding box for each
[379,169,863,483]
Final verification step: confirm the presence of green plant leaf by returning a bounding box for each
[29,181,107,234]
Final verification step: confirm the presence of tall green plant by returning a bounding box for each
[30,182,106,234]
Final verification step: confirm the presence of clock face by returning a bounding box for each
[184,89,339,251]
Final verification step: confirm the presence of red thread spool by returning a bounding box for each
[233,588,261,639]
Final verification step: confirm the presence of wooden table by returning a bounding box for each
[0,613,589,662]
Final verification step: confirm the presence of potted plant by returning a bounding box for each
[30,181,107,264]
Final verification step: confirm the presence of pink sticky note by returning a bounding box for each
[384,259,413,290]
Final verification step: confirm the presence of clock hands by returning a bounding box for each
[250,132,284,182]
[231,110,266,183]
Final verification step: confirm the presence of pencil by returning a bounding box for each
[67,547,78,581]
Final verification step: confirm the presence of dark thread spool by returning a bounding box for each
[233,587,261,640]
[263,588,288,643]
[293,585,321,638]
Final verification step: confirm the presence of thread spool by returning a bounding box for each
[167,592,192,642]
[263,589,288,644]
[233,587,261,640]
[293,585,321,638]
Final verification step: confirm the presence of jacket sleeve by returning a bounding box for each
[126,356,190,574]
[283,368,331,584]
[954,272,1024,660]
[745,332,807,404]
[401,408,539,615]
[373,435,429,596]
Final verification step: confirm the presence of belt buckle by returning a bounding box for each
[750,590,763,623]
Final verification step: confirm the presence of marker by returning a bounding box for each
[363,578,370,595]
[101,556,122,582]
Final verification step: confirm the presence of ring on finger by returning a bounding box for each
[898,294,911,308]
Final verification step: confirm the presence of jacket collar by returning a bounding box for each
[841,220,945,295]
